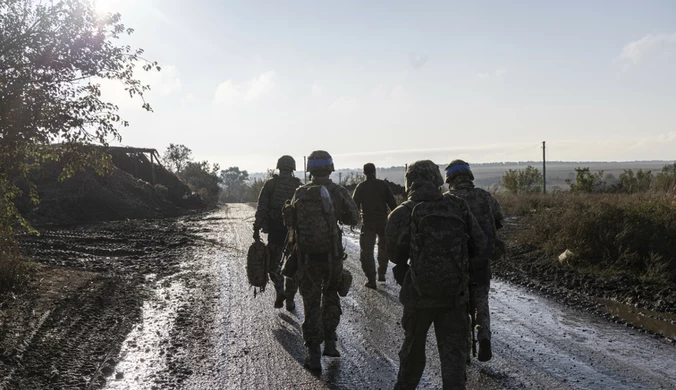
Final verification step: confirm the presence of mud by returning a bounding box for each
[1,205,674,389]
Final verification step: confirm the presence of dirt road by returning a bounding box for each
[3,204,676,389]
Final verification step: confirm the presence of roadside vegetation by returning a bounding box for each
[497,163,676,285]
[1,0,158,293]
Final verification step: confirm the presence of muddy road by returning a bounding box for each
[3,204,676,389]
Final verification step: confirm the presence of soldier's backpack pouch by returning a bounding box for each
[247,240,269,292]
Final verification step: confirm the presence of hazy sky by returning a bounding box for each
[96,0,676,173]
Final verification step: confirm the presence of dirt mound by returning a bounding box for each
[23,150,204,225]
[26,163,177,225]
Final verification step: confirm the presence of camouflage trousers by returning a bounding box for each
[471,283,491,341]
[268,244,298,300]
[359,220,389,280]
[298,253,343,347]
[395,305,470,390]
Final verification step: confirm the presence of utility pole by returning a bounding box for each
[303,156,307,184]
[338,172,342,185]
[542,141,547,194]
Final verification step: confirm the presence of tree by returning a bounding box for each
[653,163,676,192]
[180,161,221,205]
[566,167,605,193]
[220,167,250,202]
[618,169,653,193]
[501,165,542,194]
[162,143,192,173]
[1,0,159,232]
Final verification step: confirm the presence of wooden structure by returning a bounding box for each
[106,146,163,185]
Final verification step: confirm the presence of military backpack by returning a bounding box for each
[291,184,339,255]
[406,198,470,300]
[246,240,269,293]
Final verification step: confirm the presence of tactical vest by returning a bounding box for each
[269,175,302,230]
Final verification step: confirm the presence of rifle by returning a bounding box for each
[281,228,298,278]
[469,282,477,358]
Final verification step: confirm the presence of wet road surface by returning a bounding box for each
[105,204,676,389]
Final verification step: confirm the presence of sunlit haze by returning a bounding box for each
[99,0,676,173]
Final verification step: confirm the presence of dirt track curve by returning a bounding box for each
[3,204,675,389]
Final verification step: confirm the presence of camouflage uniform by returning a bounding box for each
[254,156,302,307]
[386,160,486,390]
[352,164,397,285]
[288,151,360,370]
[445,159,504,361]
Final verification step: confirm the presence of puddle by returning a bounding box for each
[106,279,187,389]
[597,298,676,339]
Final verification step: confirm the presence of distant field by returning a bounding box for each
[250,161,674,191]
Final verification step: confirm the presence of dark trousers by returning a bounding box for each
[359,219,389,280]
[298,253,343,347]
[394,305,470,390]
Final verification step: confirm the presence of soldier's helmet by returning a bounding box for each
[444,159,474,187]
[306,150,335,177]
[405,160,444,190]
[276,155,296,171]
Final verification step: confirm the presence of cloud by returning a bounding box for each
[619,33,676,64]
[214,80,239,106]
[245,71,277,101]
[213,71,277,107]
[477,68,507,79]
[145,65,182,96]
[97,63,182,108]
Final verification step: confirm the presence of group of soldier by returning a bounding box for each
[253,151,504,390]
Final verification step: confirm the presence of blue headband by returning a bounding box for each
[307,158,333,168]
[445,164,470,176]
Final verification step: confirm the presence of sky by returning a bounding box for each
[95,0,676,173]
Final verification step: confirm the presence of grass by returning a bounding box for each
[0,226,31,294]
[495,192,676,284]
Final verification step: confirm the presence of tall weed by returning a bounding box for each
[509,193,676,283]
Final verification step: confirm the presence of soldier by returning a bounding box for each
[285,150,360,371]
[444,159,504,362]
[386,160,486,389]
[253,155,302,311]
[352,163,397,289]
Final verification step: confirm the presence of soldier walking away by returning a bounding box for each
[284,150,360,372]
[253,155,302,311]
[444,159,504,363]
[386,160,486,390]
[352,163,397,289]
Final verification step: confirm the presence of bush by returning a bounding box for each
[501,165,542,194]
[518,193,676,283]
[566,167,606,193]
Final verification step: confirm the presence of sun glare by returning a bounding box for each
[94,0,127,15]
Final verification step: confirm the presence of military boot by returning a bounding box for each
[323,340,341,357]
[304,345,322,371]
[274,293,285,309]
[478,338,492,362]
[364,277,377,290]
